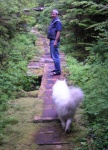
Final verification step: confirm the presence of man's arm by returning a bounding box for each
[54,31,61,46]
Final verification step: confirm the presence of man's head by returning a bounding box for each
[51,9,58,19]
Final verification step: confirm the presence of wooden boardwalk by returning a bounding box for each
[28,29,74,149]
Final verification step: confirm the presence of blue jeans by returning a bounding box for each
[50,40,61,73]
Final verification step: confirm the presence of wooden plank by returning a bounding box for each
[37,141,71,145]
[33,116,59,123]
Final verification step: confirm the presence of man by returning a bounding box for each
[47,9,62,76]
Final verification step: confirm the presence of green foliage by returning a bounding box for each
[19,76,41,91]
[86,37,108,63]
[0,32,37,100]
[0,32,37,144]
[37,0,108,61]
[0,0,38,65]
[66,55,108,149]
[0,116,18,144]
[54,0,108,61]
[0,0,40,145]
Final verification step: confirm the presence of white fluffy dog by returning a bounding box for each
[52,79,84,132]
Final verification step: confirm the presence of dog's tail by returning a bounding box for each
[70,86,84,105]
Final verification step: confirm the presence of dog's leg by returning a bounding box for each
[59,116,66,129]
[65,118,72,133]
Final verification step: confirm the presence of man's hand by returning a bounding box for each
[53,31,60,47]
[54,40,57,47]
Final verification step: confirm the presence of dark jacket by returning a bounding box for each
[47,18,62,40]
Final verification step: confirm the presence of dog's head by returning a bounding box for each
[52,79,68,90]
